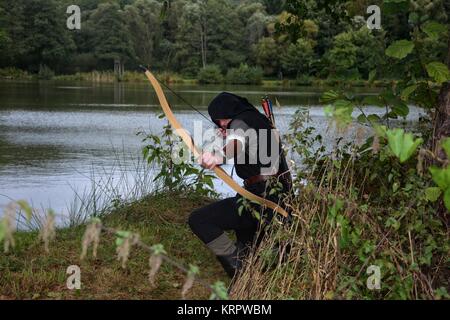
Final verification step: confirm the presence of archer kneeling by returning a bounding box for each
[188,92,292,278]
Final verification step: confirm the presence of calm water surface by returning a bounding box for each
[0,80,424,220]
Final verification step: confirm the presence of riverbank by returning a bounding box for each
[0,68,392,88]
[0,192,226,300]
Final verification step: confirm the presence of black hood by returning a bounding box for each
[208,92,257,125]
[208,92,289,180]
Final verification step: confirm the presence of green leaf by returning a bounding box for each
[386,128,423,163]
[252,210,261,221]
[90,217,101,224]
[329,100,354,125]
[328,198,344,226]
[357,114,367,123]
[435,287,450,300]
[441,138,450,158]
[336,215,350,248]
[401,85,418,101]
[444,189,450,211]
[321,90,340,103]
[373,125,387,138]
[385,216,400,230]
[188,264,200,276]
[391,100,409,117]
[385,40,414,59]
[209,281,229,300]
[367,114,381,123]
[115,231,131,247]
[363,95,384,107]
[16,200,33,222]
[426,62,450,84]
[425,187,442,202]
[151,244,167,255]
[429,166,450,190]
[422,21,448,40]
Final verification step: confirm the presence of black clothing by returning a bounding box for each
[208,92,290,180]
[188,180,290,246]
[190,92,292,277]
[216,242,247,278]
[208,92,272,131]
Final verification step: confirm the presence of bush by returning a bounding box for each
[295,74,313,86]
[0,67,32,80]
[37,64,55,80]
[226,64,263,85]
[197,65,224,84]
[232,110,450,300]
[140,123,218,198]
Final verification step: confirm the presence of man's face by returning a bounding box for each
[217,119,232,137]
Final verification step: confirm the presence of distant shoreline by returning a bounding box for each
[0,68,394,88]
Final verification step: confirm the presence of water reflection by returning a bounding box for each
[0,81,424,220]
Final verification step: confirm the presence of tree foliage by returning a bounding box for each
[0,0,448,80]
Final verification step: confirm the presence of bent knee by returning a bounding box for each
[188,209,204,231]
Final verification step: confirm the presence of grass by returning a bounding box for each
[0,192,228,300]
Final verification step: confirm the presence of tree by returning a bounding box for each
[281,38,315,77]
[124,0,163,68]
[254,37,280,76]
[88,2,135,70]
[326,27,384,79]
[173,1,205,74]
[0,0,75,72]
[0,9,13,66]
[174,0,245,75]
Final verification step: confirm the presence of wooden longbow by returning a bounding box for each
[142,67,289,218]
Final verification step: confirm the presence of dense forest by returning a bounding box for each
[0,0,448,82]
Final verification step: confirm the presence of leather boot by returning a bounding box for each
[216,242,247,278]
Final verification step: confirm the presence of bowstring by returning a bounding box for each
[140,66,216,127]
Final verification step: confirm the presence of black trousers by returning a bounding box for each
[188,181,290,249]
[188,195,259,246]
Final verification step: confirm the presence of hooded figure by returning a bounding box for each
[189,92,291,279]
[208,92,272,130]
[208,92,289,180]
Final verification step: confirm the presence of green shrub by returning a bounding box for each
[225,64,263,85]
[140,121,218,198]
[295,74,313,86]
[233,109,449,300]
[0,67,32,80]
[197,65,224,84]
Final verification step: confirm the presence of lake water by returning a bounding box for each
[0,80,424,223]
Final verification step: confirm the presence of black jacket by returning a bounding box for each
[208,92,290,182]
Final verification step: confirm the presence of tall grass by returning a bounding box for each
[67,148,157,225]
[229,108,449,300]
[53,70,190,84]
[231,153,448,300]
[12,145,159,232]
